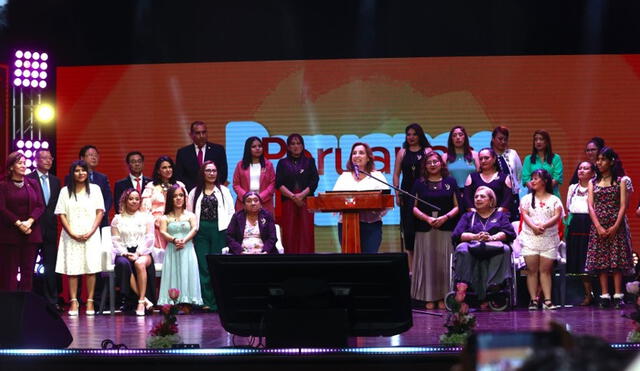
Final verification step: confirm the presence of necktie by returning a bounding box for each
[41,174,50,205]
[135,177,141,193]
[197,147,204,167]
[89,172,94,183]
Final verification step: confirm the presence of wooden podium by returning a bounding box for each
[307,191,394,253]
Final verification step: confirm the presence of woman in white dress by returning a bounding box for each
[55,160,105,316]
[520,169,563,311]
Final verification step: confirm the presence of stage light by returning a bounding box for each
[33,52,40,60]
[15,69,22,77]
[34,141,41,149]
[13,49,50,90]
[40,62,48,70]
[41,53,48,61]
[25,150,33,158]
[24,60,31,68]
[24,51,32,59]
[22,79,30,87]
[31,70,39,78]
[32,61,40,69]
[15,60,22,68]
[40,71,47,79]
[14,78,22,86]
[15,50,23,58]
[17,140,25,149]
[26,159,32,167]
[42,141,50,149]
[25,140,33,149]
[30,80,38,88]
[35,104,55,123]
[39,81,47,89]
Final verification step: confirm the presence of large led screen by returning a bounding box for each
[56,55,640,252]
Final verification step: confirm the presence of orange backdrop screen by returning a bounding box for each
[56,55,640,250]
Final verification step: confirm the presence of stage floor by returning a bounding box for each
[62,306,634,348]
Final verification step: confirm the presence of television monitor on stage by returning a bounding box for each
[207,253,412,346]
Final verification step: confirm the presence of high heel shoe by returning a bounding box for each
[144,297,154,311]
[68,298,79,316]
[136,300,146,316]
[86,299,95,316]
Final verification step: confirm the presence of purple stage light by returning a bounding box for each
[16,140,25,149]
[39,81,47,89]
[24,51,32,59]
[33,61,40,69]
[13,49,50,90]
[31,70,39,78]
[25,140,33,149]
[34,141,41,149]
[22,79,30,87]
[14,69,22,77]
[42,141,50,149]
[26,159,32,167]
[30,80,38,88]
[15,60,22,68]
[41,53,48,61]
[25,150,33,158]
[15,50,23,58]
[24,60,31,68]
[40,62,48,70]
[13,78,21,86]
[33,52,40,60]
[40,71,47,79]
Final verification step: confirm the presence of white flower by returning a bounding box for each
[626,281,640,295]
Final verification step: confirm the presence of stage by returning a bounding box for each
[1,306,640,371]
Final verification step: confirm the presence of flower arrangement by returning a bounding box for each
[624,281,640,342]
[440,283,477,345]
[146,288,183,348]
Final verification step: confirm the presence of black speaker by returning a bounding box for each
[0,291,73,348]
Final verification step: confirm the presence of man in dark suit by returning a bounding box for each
[175,120,228,191]
[28,149,62,310]
[113,151,152,213]
[65,145,113,228]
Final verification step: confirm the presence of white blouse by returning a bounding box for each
[332,170,390,223]
[249,163,261,191]
[111,211,155,257]
[566,183,589,214]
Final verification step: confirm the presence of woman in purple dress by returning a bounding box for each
[586,147,633,309]
[463,148,513,214]
[0,151,45,291]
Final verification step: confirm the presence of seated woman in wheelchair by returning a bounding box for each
[451,186,516,310]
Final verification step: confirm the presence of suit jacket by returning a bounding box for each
[232,159,276,215]
[0,177,45,244]
[27,171,61,245]
[65,170,112,227]
[113,175,152,213]
[226,209,278,255]
[175,142,228,192]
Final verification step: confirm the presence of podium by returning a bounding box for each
[307,191,394,253]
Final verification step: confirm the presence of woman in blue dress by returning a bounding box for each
[157,184,203,307]
[442,125,479,204]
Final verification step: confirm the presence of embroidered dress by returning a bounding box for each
[519,193,562,260]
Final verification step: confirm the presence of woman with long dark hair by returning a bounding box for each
[521,130,563,199]
[0,151,45,292]
[393,123,432,262]
[232,136,276,215]
[187,161,234,311]
[442,126,479,201]
[586,147,633,309]
[55,160,105,315]
[276,134,319,254]
[157,184,202,306]
[141,156,185,253]
[519,169,563,310]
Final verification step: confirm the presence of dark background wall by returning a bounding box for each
[1,0,640,66]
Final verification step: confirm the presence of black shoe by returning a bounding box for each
[599,296,611,309]
[614,296,625,309]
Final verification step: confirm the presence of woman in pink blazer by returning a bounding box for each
[232,136,276,216]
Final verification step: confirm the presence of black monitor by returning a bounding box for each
[207,253,412,347]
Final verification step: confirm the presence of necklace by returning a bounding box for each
[576,185,588,197]
[11,178,24,188]
[160,183,171,192]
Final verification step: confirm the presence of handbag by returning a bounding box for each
[468,241,505,259]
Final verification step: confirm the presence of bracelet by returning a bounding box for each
[172,237,177,243]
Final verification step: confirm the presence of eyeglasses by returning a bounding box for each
[426,161,441,165]
[204,169,217,173]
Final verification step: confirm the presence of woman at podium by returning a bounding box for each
[333,142,390,253]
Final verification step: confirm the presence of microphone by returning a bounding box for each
[353,163,360,178]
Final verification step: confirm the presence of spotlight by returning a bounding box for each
[22,79,30,87]
[39,71,47,79]
[24,150,33,158]
[34,141,41,149]
[32,61,40,69]
[40,62,48,70]
[24,61,31,68]
[41,53,48,61]
[24,51,32,59]
[33,52,40,60]
[16,140,25,149]
[15,60,22,68]
[26,159,32,167]
[30,80,38,88]
[15,50,23,58]
[39,81,47,89]
[14,69,22,77]
[31,70,39,78]
[42,141,50,149]
[13,78,22,86]
[25,140,33,149]
[35,103,55,123]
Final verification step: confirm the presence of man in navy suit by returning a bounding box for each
[65,145,113,228]
[175,121,228,191]
[113,151,152,213]
[28,149,62,310]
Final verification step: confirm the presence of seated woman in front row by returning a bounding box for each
[226,191,278,255]
[451,186,516,309]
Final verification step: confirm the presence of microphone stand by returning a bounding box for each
[355,166,441,211]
